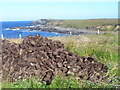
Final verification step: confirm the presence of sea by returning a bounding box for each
[0,21,68,39]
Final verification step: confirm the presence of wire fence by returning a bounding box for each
[0,34,23,39]
[0,29,101,39]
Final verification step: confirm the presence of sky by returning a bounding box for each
[0,0,119,21]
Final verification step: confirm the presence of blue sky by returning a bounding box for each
[0,1,118,21]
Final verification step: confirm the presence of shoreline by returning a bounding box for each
[8,25,106,35]
[5,19,119,37]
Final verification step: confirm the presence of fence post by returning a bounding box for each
[1,34,4,39]
[19,34,22,39]
[97,29,100,35]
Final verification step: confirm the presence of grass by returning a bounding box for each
[0,83,2,89]
[2,76,117,88]
[6,38,23,44]
[47,19,118,30]
[2,32,119,88]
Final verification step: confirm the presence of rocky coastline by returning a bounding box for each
[9,25,105,35]
[8,19,119,35]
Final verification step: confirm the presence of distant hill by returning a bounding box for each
[47,19,118,28]
[47,19,119,30]
[31,19,119,31]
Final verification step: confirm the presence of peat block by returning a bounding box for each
[0,34,108,84]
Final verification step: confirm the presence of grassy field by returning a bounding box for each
[47,19,118,30]
[2,32,119,88]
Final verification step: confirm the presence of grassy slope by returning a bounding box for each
[47,19,118,29]
[2,33,119,88]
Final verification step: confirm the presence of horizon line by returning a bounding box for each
[0,18,118,22]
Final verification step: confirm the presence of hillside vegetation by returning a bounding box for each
[47,19,118,30]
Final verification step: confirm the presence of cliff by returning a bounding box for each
[30,19,63,25]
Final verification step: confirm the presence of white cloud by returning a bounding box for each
[0,0,119,2]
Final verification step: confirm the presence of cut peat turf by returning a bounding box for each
[1,34,108,84]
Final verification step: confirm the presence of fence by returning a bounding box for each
[0,34,22,39]
[0,30,100,39]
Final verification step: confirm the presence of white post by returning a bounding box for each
[97,29,100,35]
[69,32,72,35]
[1,34,4,39]
[19,34,22,39]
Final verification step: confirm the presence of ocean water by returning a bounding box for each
[0,21,68,39]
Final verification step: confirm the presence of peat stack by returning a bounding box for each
[1,34,108,84]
